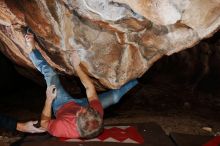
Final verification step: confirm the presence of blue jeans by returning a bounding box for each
[29,50,138,115]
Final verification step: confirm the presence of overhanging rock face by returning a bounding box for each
[0,0,219,89]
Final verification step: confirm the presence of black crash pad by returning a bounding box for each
[170,133,213,146]
[12,122,175,146]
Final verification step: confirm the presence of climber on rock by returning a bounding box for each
[24,33,138,139]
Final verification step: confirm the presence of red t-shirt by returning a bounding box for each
[47,100,103,138]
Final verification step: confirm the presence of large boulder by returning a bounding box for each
[0,0,219,90]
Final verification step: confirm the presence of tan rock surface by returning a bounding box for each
[0,0,219,90]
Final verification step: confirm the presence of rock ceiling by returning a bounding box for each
[0,0,219,89]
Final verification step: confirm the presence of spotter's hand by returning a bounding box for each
[17,121,46,133]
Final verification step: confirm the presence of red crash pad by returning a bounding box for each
[60,126,144,144]
[12,122,175,146]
